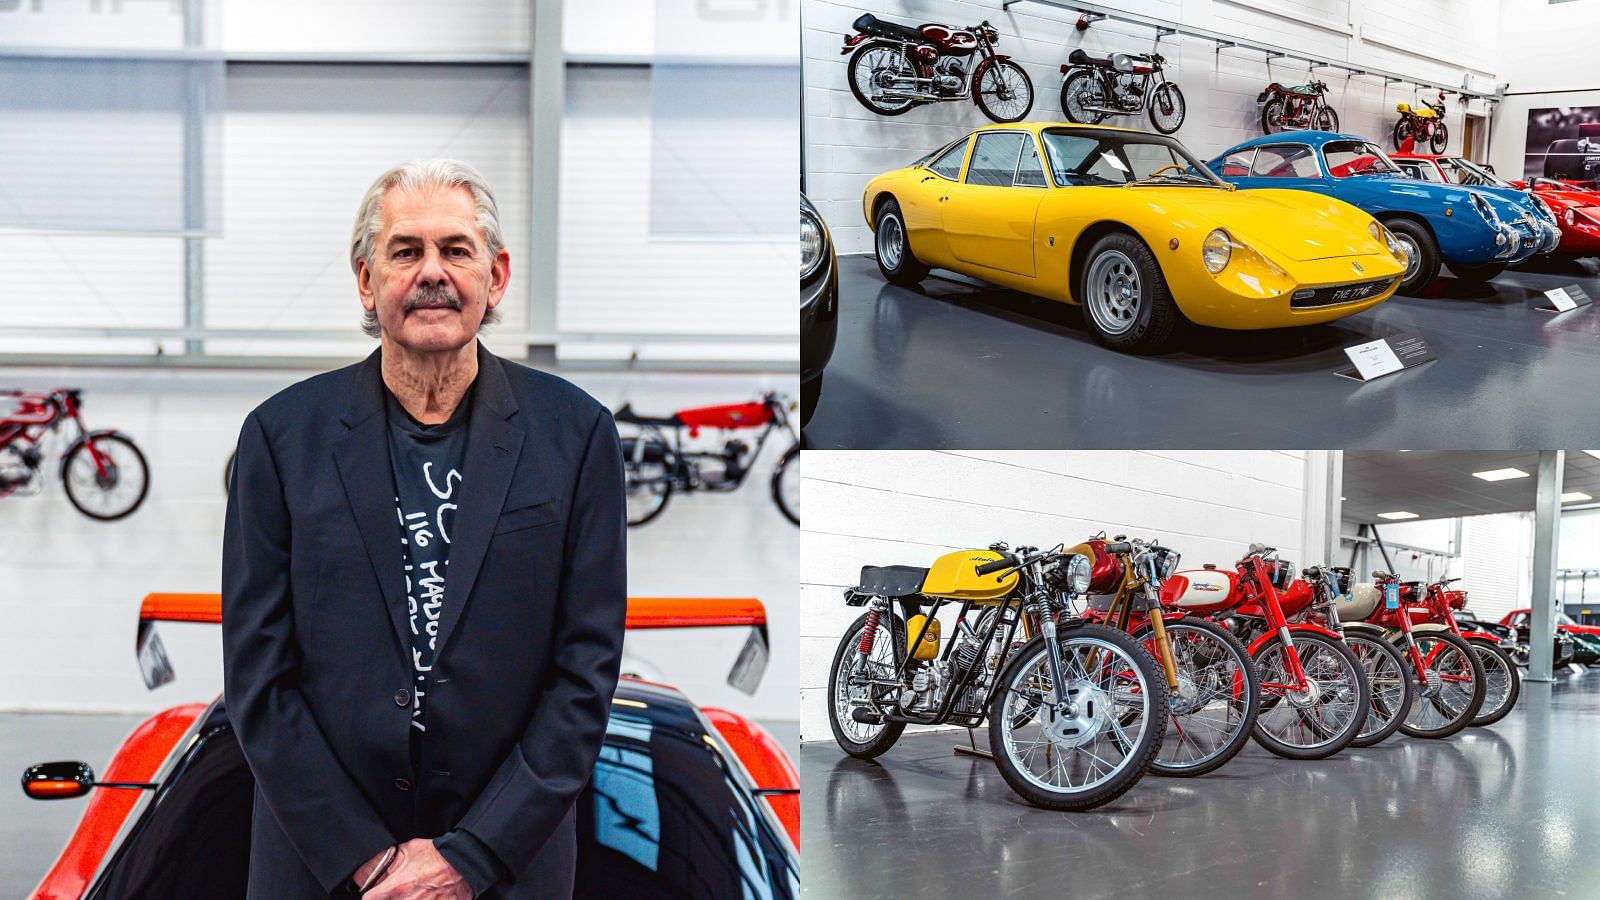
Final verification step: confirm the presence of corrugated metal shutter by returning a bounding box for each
[1461,512,1530,622]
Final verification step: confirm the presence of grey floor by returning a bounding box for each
[0,712,798,895]
[801,667,1600,900]
[804,254,1600,449]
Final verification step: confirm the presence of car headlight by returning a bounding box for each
[1064,553,1093,594]
[801,208,825,279]
[1202,229,1232,274]
[1470,192,1499,224]
[1567,208,1578,226]
[1369,221,1406,261]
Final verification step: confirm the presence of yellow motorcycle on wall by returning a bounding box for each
[826,542,1168,810]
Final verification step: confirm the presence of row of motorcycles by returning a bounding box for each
[828,537,1516,810]
[840,13,1450,151]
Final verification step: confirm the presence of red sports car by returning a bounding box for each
[1391,152,1600,258]
[21,593,798,899]
[1501,607,1600,665]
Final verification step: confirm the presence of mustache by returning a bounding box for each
[404,285,462,311]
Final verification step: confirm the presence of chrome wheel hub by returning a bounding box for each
[1285,677,1323,709]
[877,215,904,269]
[1042,679,1109,748]
[1085,250,1142,335]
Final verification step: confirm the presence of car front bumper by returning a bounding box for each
[1167,251,1405,329]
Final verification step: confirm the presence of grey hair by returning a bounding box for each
[351,159,505,337]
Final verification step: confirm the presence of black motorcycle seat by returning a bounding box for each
[613,403,681,428]
[853,13,925,44]
[1068,48,1114,68]
[858,565,928,598]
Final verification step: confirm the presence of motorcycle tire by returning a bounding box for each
[1249,631,1368,760]
[827,611,908,758]
[1467,639,1521,727]
[1148,82,1185,134]
[846,39,923,117]
[770,443,799,526]
[874,198,930,286]
[1393,117,1413,151]
[1078,231,1183,353]
[1260,97,1287,135]
[1315,106,1339,132]
[1133,616,1259,778]
[1430,122,1449,155]
[1383,217,1442,295]
[1396,630,1485,740]
[1449,262,1506,284]
[974,59,1034,124]
[988,626,1167,811]
[1345,632,1414,748]
[1060,70,1109,125]
[61,432,149,521]
[620,437,674,527]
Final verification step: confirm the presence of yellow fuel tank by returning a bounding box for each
[920,549,1019,602]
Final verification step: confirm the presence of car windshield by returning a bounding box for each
[1324,141,1402,178]
[1560,612,1578,626]
[1040,128,1226,188]
[1440,157,1512,188]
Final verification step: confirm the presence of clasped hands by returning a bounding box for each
[353,839,471,899]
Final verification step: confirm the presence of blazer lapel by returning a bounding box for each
[432,344,524,659]
[333,349,413,660]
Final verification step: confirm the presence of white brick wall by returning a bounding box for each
[799,449,1309,741]
[804,0,1501,254]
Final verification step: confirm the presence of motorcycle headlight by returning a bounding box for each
[1158,550,1181,580]
[1369,220,1406,261]
[1064,553,1093,594]
[1470,192,1499,224]
[1202,229,1232,274]
[801,207,825,280]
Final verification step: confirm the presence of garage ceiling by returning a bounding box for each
[1342,451,1600,523]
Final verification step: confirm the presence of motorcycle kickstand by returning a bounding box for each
[952,727,994,761]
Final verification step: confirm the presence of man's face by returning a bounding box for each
[357,184,510,354]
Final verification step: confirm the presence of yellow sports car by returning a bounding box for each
[862,122,1409,352]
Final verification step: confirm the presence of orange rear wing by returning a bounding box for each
[138,593,770,693]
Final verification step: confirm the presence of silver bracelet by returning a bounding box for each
[358,845,399,893]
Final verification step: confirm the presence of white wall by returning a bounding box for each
[0,363,799,723]
[799,449,1308,741]
[804,0,1500,254]
[1461,511,1533,621]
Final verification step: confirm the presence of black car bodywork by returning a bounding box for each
[800,193,838,428]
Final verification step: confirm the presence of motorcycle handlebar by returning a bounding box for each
[1373,570,1394,579]
[1103,541,1132,554]
[975,554,1020,576]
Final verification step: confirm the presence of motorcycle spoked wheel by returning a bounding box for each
[770,443,799,526]
[1395,631,1485,740]
[1429,121,1449,154]
[62,433,149,521]
[1345,633,1414,748]
[1131,616,1259,777]
[1467,639,1520,728]
[846,39,925,117]
[1393,117,1414,151]
[1060,70,1109,125]
[988,627,1166,810]
[1260,96,1289,135]
[1249,631,1368,760]
[1147,82,1185,134]
[1315,106,1339,132]
[621,438,674,527]
[974,59,1034,123]
[827,611,909,758]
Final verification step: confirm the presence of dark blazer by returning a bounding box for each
[222,343,626,898]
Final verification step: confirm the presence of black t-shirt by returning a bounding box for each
[384,380,474,746]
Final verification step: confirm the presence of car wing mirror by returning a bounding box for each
[22,761,155,800]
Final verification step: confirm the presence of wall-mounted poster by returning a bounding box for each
[1525,106,1600,183]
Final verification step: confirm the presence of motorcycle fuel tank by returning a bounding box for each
[921,549,1019,601]
[1160,568,1237,614]
[1340,583,1382,621]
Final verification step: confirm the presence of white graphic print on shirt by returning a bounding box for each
[396,460,460,732]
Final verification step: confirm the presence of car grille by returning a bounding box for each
[1289,278,1396,309]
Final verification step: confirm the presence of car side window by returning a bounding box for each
[1216,150,1254,177]
[966,132,1026,187]
[1016,137,1048,188]
[926,137,970,181]
[1250,145,1318,178]
[1405,162,1446,183]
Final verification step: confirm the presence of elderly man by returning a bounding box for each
[222,160,626,898]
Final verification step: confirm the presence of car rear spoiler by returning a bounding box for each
[137,593,770,694]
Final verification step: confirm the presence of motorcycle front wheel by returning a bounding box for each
[62,433,149,521]
[1148,82,1185,134]
[1397,630,1485,739]
[847,40,923,116]
[1133,616,1259,777]
[988,627,1166,810]
[827,610,908,758]
[1346,632,1414,748]
[1060,70,1109,125]
[770,443,799,525]
[620,437,674,526]
[1430,122,1449,154]
[1468,639,1520,727]
[1316,106,1339,132]
[1250,631,1368,760]
[975,59,1034,123]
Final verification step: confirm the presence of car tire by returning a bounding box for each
[873,199,929,286]
[1078,231,1182,354]
[1449,262,1507,284]
[1383,218,1442,294]
[800,374,821,429]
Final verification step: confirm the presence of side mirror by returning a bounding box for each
[22,761,94,800]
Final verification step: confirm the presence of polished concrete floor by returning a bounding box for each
[803,254,1600,448]
[801,667,1600,900]
[0,712,798,894]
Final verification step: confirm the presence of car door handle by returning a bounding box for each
[940,195,949,203]
[921,175,936,183]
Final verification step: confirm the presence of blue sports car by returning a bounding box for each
[1206,131,1560,293]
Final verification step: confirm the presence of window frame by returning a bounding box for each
[923,136,973,182]
[1248,143,1321,179]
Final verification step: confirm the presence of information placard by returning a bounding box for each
[1536,284,1592,313]
[1334,331,1437,382]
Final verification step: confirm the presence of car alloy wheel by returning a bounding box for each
[877,213,905,271]
[1085,249,1142,335]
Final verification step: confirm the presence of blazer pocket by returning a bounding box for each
[493,497,562,536]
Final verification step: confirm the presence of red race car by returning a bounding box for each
[1392,151,1600,258]
[21,593,798,899]
[1500,607,1600,666]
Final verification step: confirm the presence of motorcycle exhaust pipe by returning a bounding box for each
[877,89,941,102]
[1075,102,1137,115]
[850,708,885,725]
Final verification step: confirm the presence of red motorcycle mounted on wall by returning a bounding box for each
[0,387,149,520]
[1394,90,1449,153]
[841,15,1034,123]
[1259,80,1338,134]
[614,392,799,527]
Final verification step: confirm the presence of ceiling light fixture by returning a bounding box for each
[1378,511,1419,520]
[1563,491,1592,503]
[1472,468,1529,482]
